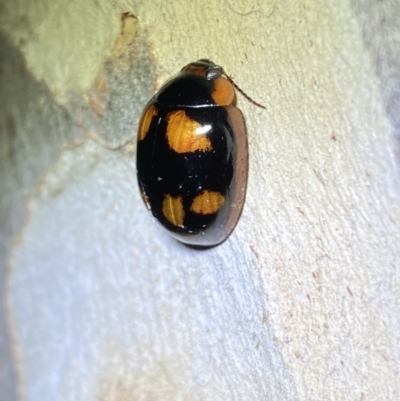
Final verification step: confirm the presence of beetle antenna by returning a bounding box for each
[223,71,266,109]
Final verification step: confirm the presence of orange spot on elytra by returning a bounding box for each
[138,104,157,141]
[162,194,185,226]
[212,77,235,106]
[190,191,225,215]
[166,110,212,153]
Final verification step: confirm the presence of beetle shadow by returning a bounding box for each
[181,238,229,251]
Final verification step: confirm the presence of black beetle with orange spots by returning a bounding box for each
[137,59,258,247]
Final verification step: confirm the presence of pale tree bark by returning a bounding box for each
[0,0,399,400]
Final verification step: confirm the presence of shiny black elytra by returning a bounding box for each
[136,59,248,247]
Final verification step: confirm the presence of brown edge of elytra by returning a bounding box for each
[223,106,249,240]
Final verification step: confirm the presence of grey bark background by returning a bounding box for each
[0,0,399,400]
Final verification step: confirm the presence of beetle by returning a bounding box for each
[136,59,255,247]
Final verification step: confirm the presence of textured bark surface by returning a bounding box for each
[0,0,399,400]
